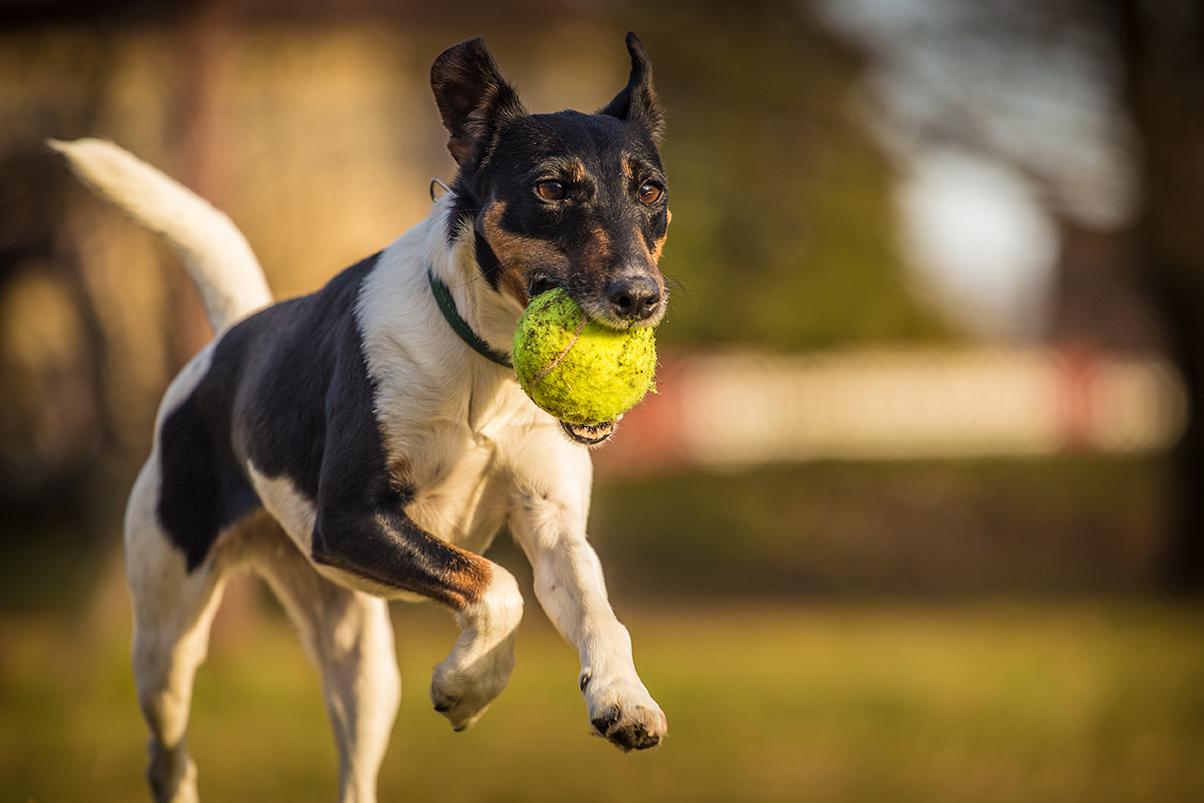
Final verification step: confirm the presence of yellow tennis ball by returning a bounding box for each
[513,288,657,425]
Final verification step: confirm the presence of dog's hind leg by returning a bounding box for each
[245,524,400,803]
[125,459,232,803]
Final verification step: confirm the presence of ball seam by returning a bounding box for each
[531,313,589,384]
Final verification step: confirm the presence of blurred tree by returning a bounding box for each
[639,0,950,349]
[1109,0,1204,591]
[0,148,109,523]
[0,0,950,536]
[0,30,121,531]
[826,0,1204,590]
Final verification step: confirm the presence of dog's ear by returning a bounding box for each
[431,37,526,167]
[599,32,664,143]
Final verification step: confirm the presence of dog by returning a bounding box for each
[51,32,670,803]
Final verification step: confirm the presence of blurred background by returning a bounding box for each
[3,0,1204,800]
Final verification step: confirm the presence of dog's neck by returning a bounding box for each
[355,194,530,447]
[424,192,523,360]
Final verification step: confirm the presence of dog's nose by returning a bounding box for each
[606,276,661,321]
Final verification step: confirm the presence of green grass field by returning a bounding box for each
[3,593,1203,802]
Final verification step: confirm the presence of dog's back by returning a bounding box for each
[157,252,391,571]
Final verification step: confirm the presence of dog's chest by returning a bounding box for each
[402,428,506,553]
[384,381,535,555]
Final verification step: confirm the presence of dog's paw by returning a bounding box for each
[430,638,517,732]
[581,671,668,751]
[430,569,523,731]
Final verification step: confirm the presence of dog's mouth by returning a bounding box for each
[527,275,660,332]
[560,420,616,446]
[526,276,624,447]
[527,275,561,300]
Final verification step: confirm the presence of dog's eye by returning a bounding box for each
[534,180,566,202]
[637,182,664,205]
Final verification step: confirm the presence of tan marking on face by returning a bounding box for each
[565,158,587,183]
[620,155,635,182]
[584,224,612,268]
[627,221,668,286]
[541,157,588,184]
[650,209,671,261]
[568,224,615,287]
[650,236,667,262]
[480,200,569,306]
[622,227,667,299]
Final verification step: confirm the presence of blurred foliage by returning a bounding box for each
[634,0,950,348]
[591,456,1167,598]
[0,457,1171,611]
[0,0,949,526]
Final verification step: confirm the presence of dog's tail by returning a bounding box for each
[48,137,272,332]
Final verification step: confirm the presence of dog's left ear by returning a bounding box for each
[599,32,664,143]
[431,37,526,167]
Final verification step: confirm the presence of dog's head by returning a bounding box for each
[433,33,669,330]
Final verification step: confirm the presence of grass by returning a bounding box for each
[3,590,1204,802]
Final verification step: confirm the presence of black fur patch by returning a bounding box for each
[473,224,504,291]
[155,251,492,606]
[154,253,381,571]
[227,253,384,500]
[156,390,260,572]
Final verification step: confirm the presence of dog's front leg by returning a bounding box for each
[311,503,524,732]
[301,392,526,735]
[508,436,667,751]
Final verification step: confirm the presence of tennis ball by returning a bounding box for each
[512,288,657,425]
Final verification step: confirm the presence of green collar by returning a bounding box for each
[427,269,513,369]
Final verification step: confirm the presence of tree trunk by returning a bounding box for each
[1114,0,1204,591]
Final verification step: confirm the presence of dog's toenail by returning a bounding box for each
[591,708,620,735]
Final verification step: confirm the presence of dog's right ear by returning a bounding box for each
[431,38,525,167]
[599,32,664,143]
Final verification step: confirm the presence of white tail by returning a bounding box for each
[48,138,273,332]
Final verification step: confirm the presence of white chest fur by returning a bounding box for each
[401,381,538,553]
[354,212,547,554]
